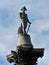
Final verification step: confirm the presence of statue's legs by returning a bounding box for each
[21,22,27,34]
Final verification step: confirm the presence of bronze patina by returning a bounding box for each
[18,6,31,34]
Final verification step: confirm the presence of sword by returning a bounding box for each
[27,24,31,33]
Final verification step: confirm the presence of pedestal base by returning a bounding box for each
[6,47,44,65]
[6,34,44,65]
[17,34,33,49]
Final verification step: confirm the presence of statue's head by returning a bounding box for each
[21,6,27,12]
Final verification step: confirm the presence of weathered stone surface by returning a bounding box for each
[17,34,33,48]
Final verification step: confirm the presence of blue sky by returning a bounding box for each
[0,0,49,65]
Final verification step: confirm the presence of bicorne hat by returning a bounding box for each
[21,6,27,11]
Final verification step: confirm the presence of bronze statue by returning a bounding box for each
[18,6,31,34]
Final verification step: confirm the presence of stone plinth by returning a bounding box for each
[17,34,33,48]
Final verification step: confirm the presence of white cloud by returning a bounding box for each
[0,42,6,51]
[30,19,49,33]
[0,0,49,65]
[0,25,18,57]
